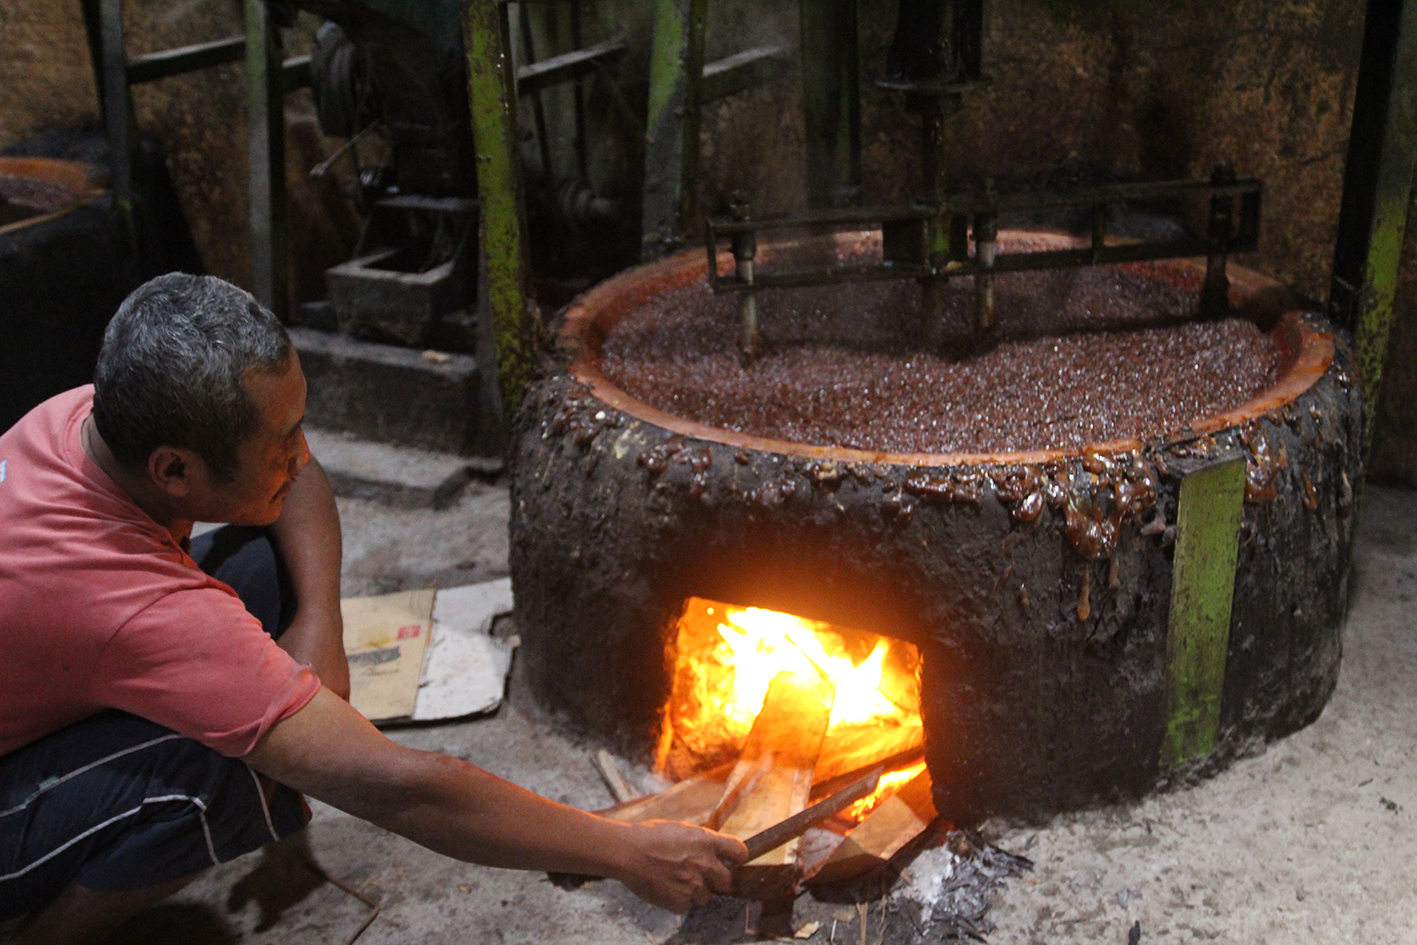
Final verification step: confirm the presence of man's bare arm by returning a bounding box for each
[246,688,747,912]
[267,457,350,699]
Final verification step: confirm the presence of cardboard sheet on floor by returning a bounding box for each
[341,578,517,724]
[414,578,518,721]
[342,588,436,721]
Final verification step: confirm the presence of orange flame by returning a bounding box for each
[843,759,929,821]
[713,607,901,729]
[662,599,924,797]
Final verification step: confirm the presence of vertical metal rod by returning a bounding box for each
[79,0,107,117]
[246,0,287,319]
[1329,0,1417,452]
[972,210,997,332]
[800,0,861,208]
[99,0,134,218]
[731,200,759,358]
[1200,163,1235,320]
[570,0,589,182]
[516,3,555,182]
[640,0,707,260]
[462,0,539,422]
[921,112,950,351]
[737,259,758,358]
[1089,202,1107,264]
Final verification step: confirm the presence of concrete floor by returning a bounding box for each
[96,480,1416,944]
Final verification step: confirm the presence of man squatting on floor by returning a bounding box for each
[0,273,747,943]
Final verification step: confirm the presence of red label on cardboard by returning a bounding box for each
[397,624,422,640]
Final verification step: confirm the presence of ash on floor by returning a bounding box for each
[664,830,1029,945]
[60,482,1417,944]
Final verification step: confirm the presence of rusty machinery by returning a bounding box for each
[706,0,1262,360]
[78,0,1415,429]
[284,0,629,350]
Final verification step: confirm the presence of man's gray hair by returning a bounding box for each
[92,273,293,482]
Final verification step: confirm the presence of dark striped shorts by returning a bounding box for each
[0,526,308,920]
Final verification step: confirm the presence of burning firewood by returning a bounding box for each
[812,719,924,785]
[809,745,925,801]
[599,760,734,825]
[705,670,834,899]
[807,766,935,886]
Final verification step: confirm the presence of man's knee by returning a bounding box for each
[0,713,306,922]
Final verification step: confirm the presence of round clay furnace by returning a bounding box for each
[510,232,1362,823]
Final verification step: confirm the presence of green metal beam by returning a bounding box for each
[1330,0,1417,450]
[245,0,287,320]
[1161,457,1246,771]
[641,0,707,261]
[800,0,861,208]
[462,0,538,423]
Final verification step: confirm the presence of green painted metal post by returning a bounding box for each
[800,0,861,208]
[462,0,539,422]
[1161,458,1246,771]
[1330,0,1417,450]
[245,0,287,320]
[641,0,707,261]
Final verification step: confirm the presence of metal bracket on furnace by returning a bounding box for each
[706,167,1261,356]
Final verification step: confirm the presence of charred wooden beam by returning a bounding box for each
[808,768,935,886]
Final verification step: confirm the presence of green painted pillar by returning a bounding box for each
[462,0,539,422]
[641,0,707,261]
[800,0,861,208]
[1161,458,1246,771]
[1330,0,1417,451]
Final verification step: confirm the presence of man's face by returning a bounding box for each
[197,352,311,526]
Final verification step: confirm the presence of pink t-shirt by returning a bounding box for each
[0,386,320,758]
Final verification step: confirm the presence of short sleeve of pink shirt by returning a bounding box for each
[90,589,322,756]
[0,386,321,759]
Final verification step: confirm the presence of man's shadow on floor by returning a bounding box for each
[108,832,328,944]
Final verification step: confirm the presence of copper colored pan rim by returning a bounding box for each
[0,157,106,238]
[562,237,1334,468]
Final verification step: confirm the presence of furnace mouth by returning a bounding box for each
[559,231,1334,466]
[659,597,923,790]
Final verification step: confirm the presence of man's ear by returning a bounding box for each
[147,445,204,498]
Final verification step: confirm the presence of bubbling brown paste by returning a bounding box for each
[599,253,1282,455]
